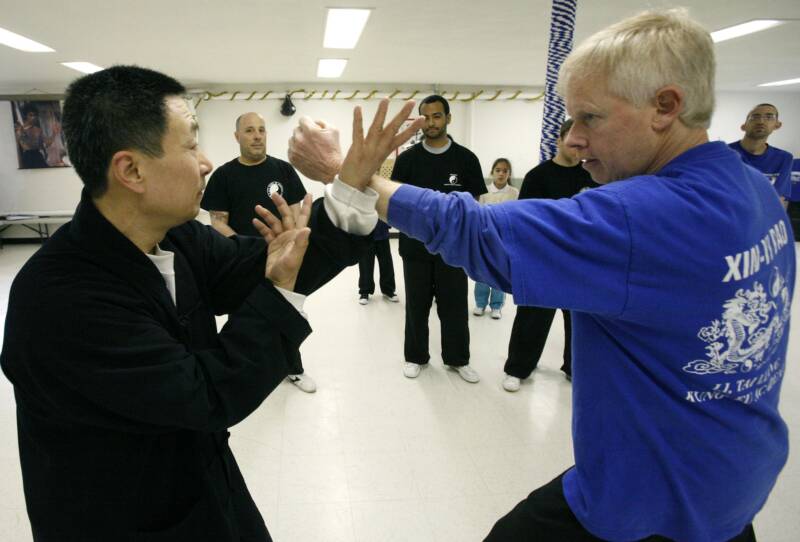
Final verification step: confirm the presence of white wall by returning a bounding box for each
[709,92,800,155]
[1,90,798,239]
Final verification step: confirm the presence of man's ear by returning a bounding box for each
[108,150,146,194]
[774,120,782,131]
[234,131,241,143]
[740,122,747,132]
[652,85,684,131]
[446,113,452,126]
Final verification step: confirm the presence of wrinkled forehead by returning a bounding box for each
[563,74,606,113]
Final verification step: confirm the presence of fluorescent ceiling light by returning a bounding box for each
[323,8,371,48]
[0,26,54,52]
[61,62,104,74]
[711,19,784,43]
[317,58,347,78]
[758,77,800,87]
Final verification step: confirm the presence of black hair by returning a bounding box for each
[559,118,574,139]
[491,158,512,176]
[21,104,39,118]
[62,65,186,198]
[419,94,450,116]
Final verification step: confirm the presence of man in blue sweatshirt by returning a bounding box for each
[288,8,792,542]
[729,103,794,208]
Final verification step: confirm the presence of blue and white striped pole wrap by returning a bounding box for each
[539,0,577,163]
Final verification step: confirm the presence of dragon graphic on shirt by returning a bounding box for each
[683,267,791,375]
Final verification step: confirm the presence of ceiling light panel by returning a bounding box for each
[61,62,104,74]
[0,26,54,52]
[711,19,785,43]
[758,77,800,87]
[317,58,348,78]
[323,8,371,49]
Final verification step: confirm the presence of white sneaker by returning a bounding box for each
[473,306,485,316]
[490,309,502,320]
[358,295,369,305]
[403,362,422,378]
[288,374,317,393]
[455,364,480,383]
[383,293,400,302]
[502,375,521,392]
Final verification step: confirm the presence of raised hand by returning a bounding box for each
[252,193,313,291]
[288,99,425,191]
[339,99,425,191]
[288,118,343,183]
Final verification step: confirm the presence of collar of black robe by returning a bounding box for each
[69,188,190,326]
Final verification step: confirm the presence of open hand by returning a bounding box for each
[252,193,313,291]
[339,99,425,191]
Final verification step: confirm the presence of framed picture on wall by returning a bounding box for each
[11,100,70,169]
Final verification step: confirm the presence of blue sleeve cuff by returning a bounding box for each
[387,184,428,240]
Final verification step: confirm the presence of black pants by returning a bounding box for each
[485,471,756,542]
[788,201,800,240]
[402,255,469,366]
[287,348,303,375]
[505,307,571,378]
[358,238,396,296]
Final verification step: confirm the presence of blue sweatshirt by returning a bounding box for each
[387,142,793,542]
[729,141,794,199]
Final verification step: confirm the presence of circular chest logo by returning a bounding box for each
[448,173,459,184]
[266,181,284,198]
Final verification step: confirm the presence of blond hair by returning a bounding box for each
[557,8,715,129]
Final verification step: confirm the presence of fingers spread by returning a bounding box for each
[296,193,313,229]
[254,204,283,234]
[252,217,276,242]
[393,115,425,149]
[387,100,417,134]
[352,106,364,145]
[368,98,389,138]
[270,193,296,230]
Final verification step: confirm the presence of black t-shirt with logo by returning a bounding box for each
[391,139,486,259]
[201,156,307,236]
[519,159,599,201]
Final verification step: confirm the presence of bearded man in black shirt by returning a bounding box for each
[390,95,487,382]
[202,112,316,393]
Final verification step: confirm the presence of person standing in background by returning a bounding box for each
[729,103,793,209]
[473,158,518,320]
[201,112,316,393]
[501,119,598,392]
[357,219,399,305]
[391,94,487,382]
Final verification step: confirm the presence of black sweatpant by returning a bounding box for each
[358,238,396,296]
[286,348,304,375]
[505,307,572,378]
[402,255,469,366]
[484,471,756,542]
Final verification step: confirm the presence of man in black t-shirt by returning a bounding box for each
[390,95,487,382]
[502,118,598,393]
[201,112,315,393]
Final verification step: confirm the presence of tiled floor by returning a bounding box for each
[0,240,798,541]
